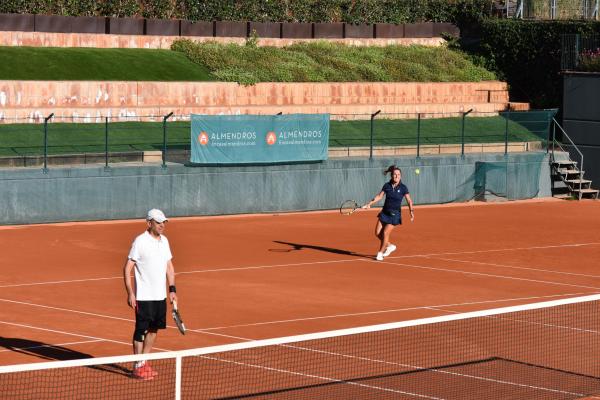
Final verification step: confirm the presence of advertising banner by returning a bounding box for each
[190,114,329,164]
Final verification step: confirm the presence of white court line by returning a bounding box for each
[197,292,593,331]
[0,292,595,336]
[0,298,248,342]
[386,242,600,261]
[271,341,593,399]
[1,241,599,289]
[0,339,102,353]
[0,320,170,352]
[0,276,126,289]
[427,256,600,279]
[377,259,600,290]
[201,355,444,400]
[0,299,254,342]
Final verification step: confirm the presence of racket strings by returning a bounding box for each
[340,200,359,215]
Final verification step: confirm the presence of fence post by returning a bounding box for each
[104,117,109,169]
[547,113,553,154]
[461,109,473,157]
[551,119,556,157]
[162,112,174,168]
[416,113,421,159]
[369,110,381,160]
[504,109,510,155]
[575,33,580,68]
[43,113,54,173]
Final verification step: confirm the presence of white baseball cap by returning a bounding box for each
[147,209,168,223]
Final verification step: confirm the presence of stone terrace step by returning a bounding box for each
[0,31,448,50]
[0,103,510,123]
[0,81,509,109]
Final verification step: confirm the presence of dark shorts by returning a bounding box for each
[378,210,402,226]
[135,299,167,332]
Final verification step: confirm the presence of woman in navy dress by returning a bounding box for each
[363,165,414,261]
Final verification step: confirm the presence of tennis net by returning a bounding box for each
[1,294,599,399]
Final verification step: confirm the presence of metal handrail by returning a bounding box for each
[552,118,585,198]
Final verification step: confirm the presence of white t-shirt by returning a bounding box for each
[128,231,173,301]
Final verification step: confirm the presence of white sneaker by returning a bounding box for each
[383,244,397,257]
[375,252,384,261]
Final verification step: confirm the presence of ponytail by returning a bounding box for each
[383,165,401,176]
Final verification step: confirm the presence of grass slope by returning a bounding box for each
[0,47,213,81]
[0,42,495,84]
[172,39,496,85]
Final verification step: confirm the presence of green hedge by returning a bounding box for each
[463,19,600,108]
[0,0,493,23]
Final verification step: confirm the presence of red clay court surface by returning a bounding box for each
[0,198,599,367]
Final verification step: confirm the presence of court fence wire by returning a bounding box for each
[1,294,599,399]
[0,109,556,170]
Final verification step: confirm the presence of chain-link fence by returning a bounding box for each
[0,110,556,170]
[561,33,600,71]
[495,0,599,19]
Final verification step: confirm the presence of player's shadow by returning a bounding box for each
[0,337,131,377]
[271,241,371,259]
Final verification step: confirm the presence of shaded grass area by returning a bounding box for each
[0,117,545,157]
[0,43,495,84]
[0,47,213,81]
[172,39,496,85]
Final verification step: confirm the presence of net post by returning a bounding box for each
[43,113,54,174]
[175,354,182,400]
[162,112,174,169]
[369,110,381,160]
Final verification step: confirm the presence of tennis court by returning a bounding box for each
[1,198,600,399]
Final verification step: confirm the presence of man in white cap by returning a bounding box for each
[123,209,178,380]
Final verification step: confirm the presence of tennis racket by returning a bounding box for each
[339,200,362,215]
[171,300,186,335]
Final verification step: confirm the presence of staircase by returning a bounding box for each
[550,121,598,200]
[551,157,598,200]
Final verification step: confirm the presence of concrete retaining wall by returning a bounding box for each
[0,30,446,49]
[0,81,509,123]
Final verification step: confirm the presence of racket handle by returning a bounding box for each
[172,300,178,310]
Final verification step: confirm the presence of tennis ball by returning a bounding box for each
[415,168,420,175]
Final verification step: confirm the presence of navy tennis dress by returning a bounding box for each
[378,182,409,226]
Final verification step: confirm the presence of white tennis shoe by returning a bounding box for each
[375,252,384,261]
[383,244,396,257]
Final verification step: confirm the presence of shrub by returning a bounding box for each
[171,38,496,85]
[0,0,494,23]
[580,48,600,72]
